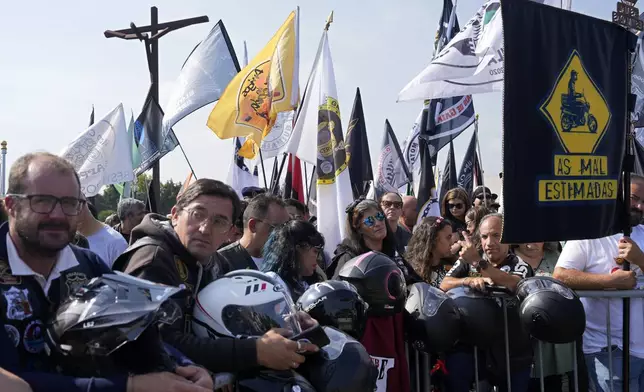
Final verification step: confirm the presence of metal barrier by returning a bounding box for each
[406,289,644,392]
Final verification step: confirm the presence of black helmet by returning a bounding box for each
[237,369,316,392]
[516,276,586,344]
[46,272,182,374]
[296,280,368,340]
[446,286,503,348]
[299,327,377,392]
[337,251,406,316]
[404,283,461,353]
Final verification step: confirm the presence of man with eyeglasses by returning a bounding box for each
[0,152,212,392]
[218,194,290,271]
[114,179,316,378]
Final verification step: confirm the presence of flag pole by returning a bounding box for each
[271,153,288,194]
[258,148,269,189]
[174,140,197,180]
[306,165,316,205]
[324,11,334,31]
[303,162,309,198]
[0,141,7,196]
[473,114,486,204]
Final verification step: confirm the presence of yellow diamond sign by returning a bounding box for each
[540,50,611,154]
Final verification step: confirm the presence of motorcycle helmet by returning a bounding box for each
[193,270,302,339]
[298,326,377,392]
[46,272,182,375]
[237,369,316,392]
[446,286,503,348]
[404,283,461,353]
[296,280,368,340]
[516,276,586,344]
[337,251,406,316]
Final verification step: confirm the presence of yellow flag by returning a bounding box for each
[207,10,299,159]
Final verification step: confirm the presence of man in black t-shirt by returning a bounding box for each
[441,213,533,392]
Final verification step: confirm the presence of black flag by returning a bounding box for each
[346,88,373,199]
[501,0,635,243]
[439,140,457,205]
[457,127,479,196]
[133,88,180,175]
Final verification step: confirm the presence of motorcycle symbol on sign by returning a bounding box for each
[560,70,598,134]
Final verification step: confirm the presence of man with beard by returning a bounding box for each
[0,152,212,392]
[554,173,644,392]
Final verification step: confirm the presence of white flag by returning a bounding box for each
[296,30,353,253]
[162,21,239,138]
[286,35,326,165]
[227,138,259,198]
[398,0,503,101]
[401,109,425,175]
[60,104,134,197]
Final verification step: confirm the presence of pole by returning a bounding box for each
[104,7,208,213]
[1,141,7,196]
[306,166,316,205]
[303,162,309,199]
[474,115,487,204]
[621,44,637,392]
[272,153,288,194]
[177,142,197,180]
[258,149,269,189]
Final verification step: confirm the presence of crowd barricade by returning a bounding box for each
[406,288,644,392]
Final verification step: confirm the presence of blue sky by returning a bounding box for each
[0,0,616,196]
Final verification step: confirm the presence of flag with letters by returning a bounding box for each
[501,0,634,243]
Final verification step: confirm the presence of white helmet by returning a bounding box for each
[193,270,302,339]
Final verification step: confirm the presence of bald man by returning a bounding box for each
[400,196,418,232]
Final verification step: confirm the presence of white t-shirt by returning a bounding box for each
[86,225,128,269]
[557,225,644,358]
[251,256,264,270]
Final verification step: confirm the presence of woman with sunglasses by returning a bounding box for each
[328,199,420,285]
[441,188,471,235]
[261,219,325,301]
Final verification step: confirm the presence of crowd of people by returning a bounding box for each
[0,151,643,392]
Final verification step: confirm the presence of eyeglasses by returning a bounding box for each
[381,200,403,209]
[363,211,386,227]
[7,194,85,216]
[185,207,232,233]
[448,202,464,210]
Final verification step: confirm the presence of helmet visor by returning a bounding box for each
[517,276,574,300]
[422,287,449,317]
[222,297,301,337]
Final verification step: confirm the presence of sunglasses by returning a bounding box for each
[448,202,464,210]
[381,200,403,209]
[363,211,386,227]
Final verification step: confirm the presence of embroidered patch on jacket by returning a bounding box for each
[3,286,33,320]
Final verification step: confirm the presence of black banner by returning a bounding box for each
[502,0,635,243]
[346,88,373,199]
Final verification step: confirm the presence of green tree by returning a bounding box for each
[94,174,183,220]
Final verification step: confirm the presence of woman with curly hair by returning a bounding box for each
[406,217,455,288]
[441,187,471,235]
[261,219,325,301]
